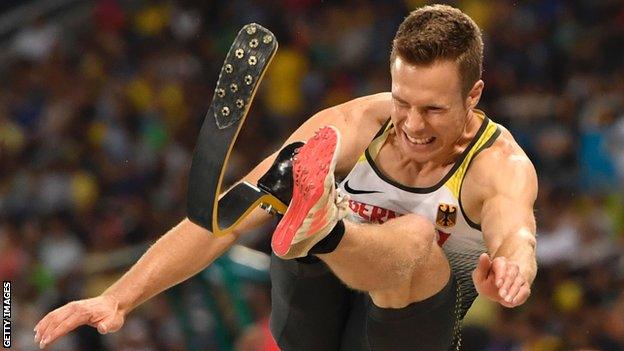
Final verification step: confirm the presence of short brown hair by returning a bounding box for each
[391,4,484,97]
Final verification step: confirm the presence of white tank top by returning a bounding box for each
[337,109,501,318]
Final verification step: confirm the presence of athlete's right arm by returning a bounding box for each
[33,153,280,349]
[280,92,391,175]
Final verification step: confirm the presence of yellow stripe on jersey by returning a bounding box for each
[445,110,500,198]
[359,118,393,162]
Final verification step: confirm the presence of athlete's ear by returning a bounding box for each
[465,80,484,110]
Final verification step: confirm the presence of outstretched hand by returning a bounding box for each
[34,295,125,349]
[472,253,531,308]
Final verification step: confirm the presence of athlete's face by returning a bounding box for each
[390,56,483,164]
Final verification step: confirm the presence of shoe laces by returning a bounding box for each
[335,187,351,219]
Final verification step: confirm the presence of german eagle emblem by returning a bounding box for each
[436,203,457,228]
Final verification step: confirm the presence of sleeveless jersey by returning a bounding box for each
[337,109,501,319]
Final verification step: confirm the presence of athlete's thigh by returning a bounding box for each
[340,274,460,351]
[338,291,368,351]
[368,273,459,351]
[270,254,353,351]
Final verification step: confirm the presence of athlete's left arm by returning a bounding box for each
[471,141,538,308]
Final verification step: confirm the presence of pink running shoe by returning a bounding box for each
[271,126,350,259]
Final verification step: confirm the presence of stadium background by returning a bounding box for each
[1,0,623,350]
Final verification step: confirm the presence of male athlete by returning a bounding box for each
[34,4,537,350]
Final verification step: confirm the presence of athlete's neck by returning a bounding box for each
[441,109,481,165]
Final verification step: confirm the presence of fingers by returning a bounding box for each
[34,304,76,347]
[472,253,492,282]
[498,263,519,301]
[491,256,507,289]
[104,314,125,334]
[95,314,123,334]
[505,276,525,304]
[477,253,491,272]
[98,322,108,334]
[40,311,86,348]
[35,296,125,349]
[476,255,532,308]
[512,284,531,305]
[492,259,531,306]
[499,284,531,308]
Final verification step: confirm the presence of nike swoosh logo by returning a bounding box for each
[344,180,382,195]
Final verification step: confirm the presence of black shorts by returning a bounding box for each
[269,254,462,351]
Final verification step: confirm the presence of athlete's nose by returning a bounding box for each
[404,110,426,133]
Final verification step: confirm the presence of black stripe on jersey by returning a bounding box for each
[458,125,503,230]
[373,117,392,139]
[364,116,490,194]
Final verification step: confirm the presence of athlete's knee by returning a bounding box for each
[386,214,436,251]
[377,214,437,277]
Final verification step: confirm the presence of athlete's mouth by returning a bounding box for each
[404,133,436,145]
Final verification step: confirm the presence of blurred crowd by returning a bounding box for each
[1,0,623,350]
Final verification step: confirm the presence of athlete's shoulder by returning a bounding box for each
[327,93,392,175]
[483,124,532,168]
[334,92,392,125]
[470,122,538,198]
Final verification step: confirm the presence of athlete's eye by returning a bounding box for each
[393,99,409,108]
[426,107,445,114]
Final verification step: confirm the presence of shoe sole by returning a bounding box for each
[272,126,340,257]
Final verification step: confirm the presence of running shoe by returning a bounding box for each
[271,126,350,259]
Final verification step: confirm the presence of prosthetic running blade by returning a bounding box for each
[187,23,286,235]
